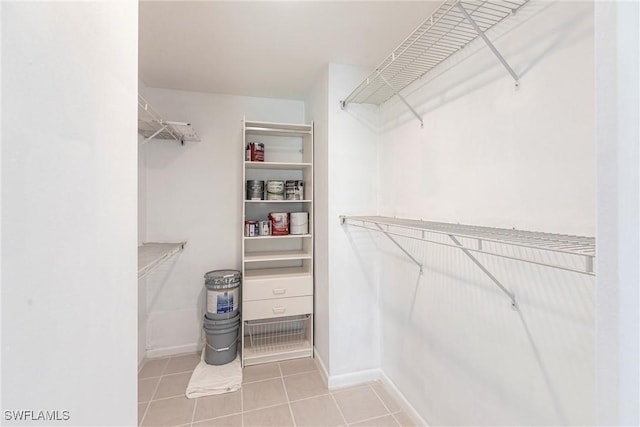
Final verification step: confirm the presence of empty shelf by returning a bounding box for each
[342,0,528,108]
[244,266,312,281]
[341,215,595,275]
[138,242,186,279]
[244,250,312,263]
[245,120,313,137]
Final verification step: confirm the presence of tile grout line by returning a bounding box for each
[368,383,393,414]
[390,412,404,427]
[139,373,163,426]
[189,395,198,427]
[351,413,399,426]
[288,391,332,404]
[242,399,306,415]
[241,368,317,386]
[241,379,245,427]
[138,402,149,427]
[194,410,244,423]
[328,392,349,427]
[278,362,298,427]
[138,356,171,381]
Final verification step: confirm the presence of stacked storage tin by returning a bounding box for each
[202,270,241,365]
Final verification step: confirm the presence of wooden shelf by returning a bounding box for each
[245,161,312,170]
[244,234,312,240]
[244,250,312,263]
[244,266,312,281]
[245,120,313,137]
[245,200,312,203]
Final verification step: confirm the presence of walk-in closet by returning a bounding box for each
[2,1,639,427]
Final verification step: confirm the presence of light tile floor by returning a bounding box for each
[138,353,417,427]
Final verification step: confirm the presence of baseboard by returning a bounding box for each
[312,348,426,426]
[379,371,429,427]
[328,367,382,389]
[313,347,329,388]
[146,342,201,359]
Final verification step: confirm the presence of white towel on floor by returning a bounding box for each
[185,350,242,399]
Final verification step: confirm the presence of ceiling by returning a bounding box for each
[139,1,440,100]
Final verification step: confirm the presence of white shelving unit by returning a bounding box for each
[138,242,186,280]
[138,94,200,144]
[241,119,314,366]
[340,0,529,126]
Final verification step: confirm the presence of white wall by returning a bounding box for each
[594,2,640,425]
[325,64,381,381]
[1,2,138,425]
[138,83,149,366]
[369,2,594,425]
[305,66,331,371]
[140,88,304,356]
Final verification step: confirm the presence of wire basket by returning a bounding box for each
[245,314,310,353]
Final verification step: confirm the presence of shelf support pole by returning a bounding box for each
[448,234,518,309]
[376,72,424,128]
[375,223,423,273]
[457,2,520,87]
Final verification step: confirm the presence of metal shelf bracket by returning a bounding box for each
[448,234,517,309]
[456,2,520,88]
[138,95,200,145]
[375,223,424,274]
[340,216,423,273]
[376,72,424,128]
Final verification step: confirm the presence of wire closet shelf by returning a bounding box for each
[340,216,595,276]
[340,0,528,116]
[138,242,186,280]
[138,94,200,144]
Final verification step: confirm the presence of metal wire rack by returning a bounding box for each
[138,242,186,280]
[138,94,200,144]
[245,314,310,353]
[341,215,595,309]
[341,216,595,275]
[341,0,529,125]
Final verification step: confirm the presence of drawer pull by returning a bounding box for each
[272,288,287,295]
[272,307,286,314]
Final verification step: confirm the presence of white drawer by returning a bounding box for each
[243,296,313,320]
[243,275,313,301]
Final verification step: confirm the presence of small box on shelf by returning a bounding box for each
[246,142,265,162]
